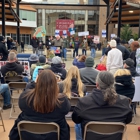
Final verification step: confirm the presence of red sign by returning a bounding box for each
[56,19,74,30]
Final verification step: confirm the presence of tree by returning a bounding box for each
[120,24,133,41]
[133,33,139,40]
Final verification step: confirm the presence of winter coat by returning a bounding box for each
[90,41,97,49]
[117,43,130,60]
[129,51,136,67]
[73,58,85,69]
[50,64,67,80]
[62,38,69,48]
[115,75,135,100]
[58,78,86,96]
[9,92,71,140]
[79,67,99,85]
[96,64,107,71]
[126,66,139,77]
[1,62,24,77]
[0,42,8,61]
[74,41,80,49]
[31,38,39,48]
[72,89,132,139]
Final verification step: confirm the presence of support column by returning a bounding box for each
[16,0,20,45]
[106,3,110,40]
[42,9,46,43]
[117,0,122,37]
[85,10,88,32]
[2,0,5,36]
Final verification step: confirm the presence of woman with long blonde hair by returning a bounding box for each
[58,66,86,98]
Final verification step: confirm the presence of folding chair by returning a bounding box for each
[0,107,5,131]
[65,97,80,119]
[0,95,3,107]
[18,121,60,140]
[9,82,27,119]
[85,85,96,93]
[83,121,127,140]
[4,76,23,83]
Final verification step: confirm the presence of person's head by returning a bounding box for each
[100,56,107,66]
[110,39,117,48]
[9,49,17,55]
[39,55,46,64]
[85,56,94,67]
[26,70,60,113]
[114,69,131,78]
[56,35,60,40]
[33,36,36,39]
[52,56,62,64]
[8,52,17,62]
[29,54,39,62]
[0,36,5,42]
[128,38,134,45]
[63,66,84,98]
[130,41,139,51]
[123,58,134,68]
[115,37,120,44]
[96,71,118,105]
[78,55,86,62]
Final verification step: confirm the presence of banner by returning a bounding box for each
[102,30,106,38]
[56,19,74,30]
[94,36,100,44]
[63,30,67,37]
[55,30,60,37]
[78,31,89,36]
[111,34,116,38]
[33,26,46,37]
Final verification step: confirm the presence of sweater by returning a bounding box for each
[79,67,99,85]
[9,92,71,140]
[72,89,132,139]
[115,75,135,100]
[73,58,85,69]
[1,62,24,77]
[106,48,123,71]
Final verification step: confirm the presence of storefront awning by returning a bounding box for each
[0,0,21,22]
[104,0,140,24]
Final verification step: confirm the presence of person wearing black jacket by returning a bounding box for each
[1,52,24,77]
[115,37,130,60]
[49,56,67,80]
[31,36,39,54]
[123,58,139,77]
[9,70,70,140]
[72,71,132,140]
[114,69,135,100]
[0,36,8,61]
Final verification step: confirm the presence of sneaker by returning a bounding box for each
[3,104,12,110]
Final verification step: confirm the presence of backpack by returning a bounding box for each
[136,48,140,74]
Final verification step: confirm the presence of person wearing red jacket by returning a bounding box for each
[96,55,107,71]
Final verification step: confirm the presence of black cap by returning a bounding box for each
[124,58,134,67]
[0,36,5,42]
[115,37,120,44]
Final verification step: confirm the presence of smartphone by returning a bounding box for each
[38,68,44,75]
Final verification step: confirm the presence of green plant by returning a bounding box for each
[120,24,133,41]
[133,33,139,40]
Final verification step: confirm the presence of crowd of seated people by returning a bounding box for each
[0,37,140,140]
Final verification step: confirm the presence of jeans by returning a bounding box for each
[0,84,11,105]
[33,47,38,54]
[62,48,67,59]
[91,48,96,58]
[75,124,82,140]
[82,49,87,55]
[102,48,106,56]
[73,48,79,58]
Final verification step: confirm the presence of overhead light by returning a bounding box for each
[129,11,134,13]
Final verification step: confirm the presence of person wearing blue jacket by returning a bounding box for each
[73,55,86,69]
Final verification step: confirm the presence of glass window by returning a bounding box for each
[88,25,99,35]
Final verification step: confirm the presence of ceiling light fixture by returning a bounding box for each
[129,11,134,13]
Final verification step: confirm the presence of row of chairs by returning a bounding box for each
[17,121,126,140]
